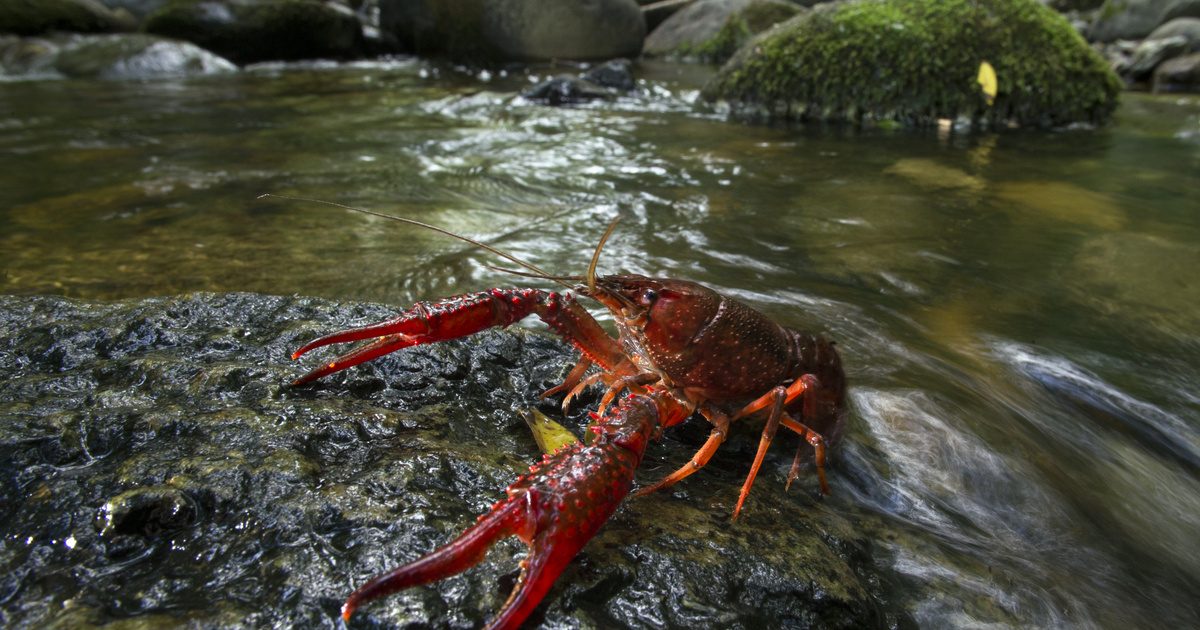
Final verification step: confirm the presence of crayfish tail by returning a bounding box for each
[341,499,522,621]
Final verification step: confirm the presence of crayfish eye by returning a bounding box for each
[638,289,658,306]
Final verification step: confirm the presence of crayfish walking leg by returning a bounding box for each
[341,390,693,629]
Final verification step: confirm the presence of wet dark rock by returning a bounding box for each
[1127,35,1191,78]
[98,486,199,537]
[1154,50,1200,90]
[1089,0,1200,42]
[143,0,366,65]
[522,76,614,105]
[1049,0,1106,9]
[641,0,694,32]
[0,32,235,79]
[98,0,173,19]
[0,35,62,76]
[0,0,135,36]
[522,59,637,106]
[0,293,895,627]
[644,0,802,63]
[582,58,637,91]
[379,0,646,63]
[56,32,236,78]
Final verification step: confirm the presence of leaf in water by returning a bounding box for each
[978,61,998,106]
[521,408,580,455]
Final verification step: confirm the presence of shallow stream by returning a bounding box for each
[2,59,1198,627]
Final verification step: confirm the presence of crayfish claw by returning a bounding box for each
[341,499,522,622]
[291,334,415,386]
[341,392,684,628]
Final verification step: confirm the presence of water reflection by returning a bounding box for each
[1,62,1198,627]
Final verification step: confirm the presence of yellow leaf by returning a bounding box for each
[978,61,998,106]
[521,408,580,454]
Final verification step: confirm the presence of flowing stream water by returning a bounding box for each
[2,59,1198,627]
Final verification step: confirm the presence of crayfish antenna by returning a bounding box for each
[341,499,522,622]
[587,216,621,295]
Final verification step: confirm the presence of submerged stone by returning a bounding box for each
[0,293,898,627]
[702,0,1122,128]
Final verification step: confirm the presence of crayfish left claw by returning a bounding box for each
[342,499,523,622]
[342,392,685,629]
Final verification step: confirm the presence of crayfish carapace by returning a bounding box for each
[273,195,847,629]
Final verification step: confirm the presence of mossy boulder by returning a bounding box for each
[0,0,134,36]
[144,0,365,65]
[645,0,803,64]
[702,0,1122,128]
[379,0,646,63]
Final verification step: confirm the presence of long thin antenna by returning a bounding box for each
[259,193,573,290]
[587,216,621,294]
[485,265,582,282]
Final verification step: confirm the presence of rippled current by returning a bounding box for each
[2,59,1198,627]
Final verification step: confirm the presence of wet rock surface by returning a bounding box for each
[0,293,898,628]
[0,33,235,79]
[1088,0,1200,41]
[644,0,801,63]
[0,0,135,36]
[380,0,646,63]
[521,59,638,105]
[143,0,366,65]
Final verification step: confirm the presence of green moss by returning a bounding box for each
[702,0,1122,128]
[681,0,801,64]
[0,0,123,36]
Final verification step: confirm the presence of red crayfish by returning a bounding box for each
[278,196,847,629]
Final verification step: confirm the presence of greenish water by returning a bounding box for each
[2,60,1199,627]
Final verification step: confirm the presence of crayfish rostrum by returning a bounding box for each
[279,197,847,629]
